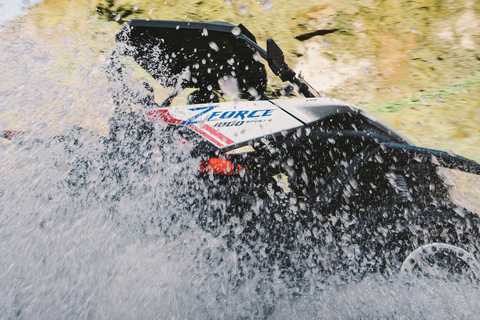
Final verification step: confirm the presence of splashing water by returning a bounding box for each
[1,23,480,319]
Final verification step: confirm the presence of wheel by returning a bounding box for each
[400,243,480,281]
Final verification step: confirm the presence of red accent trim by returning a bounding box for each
[190,126,224,147]
[144,109,181,124]
[3,130,25,139]
[144,108,235,147]
[203,124,235,145]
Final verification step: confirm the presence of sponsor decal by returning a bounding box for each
[180,106,217,125]
[178,106,275,124]
[144,106,276,147]
[212,121,245,128]
[144,108,234,147]
[207,109,274,121]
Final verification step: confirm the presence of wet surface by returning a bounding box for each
[1,25,480,319]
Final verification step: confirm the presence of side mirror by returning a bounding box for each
[266,38,295,82]
[266,38,284,76]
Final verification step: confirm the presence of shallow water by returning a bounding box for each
[1,24,480,319]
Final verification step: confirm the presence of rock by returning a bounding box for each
[455,10,479,50]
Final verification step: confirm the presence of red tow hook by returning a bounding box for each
[199,158,243,176]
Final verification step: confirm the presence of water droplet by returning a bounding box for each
[148,8,153,14]
[392,86,399,92]
[133,4,139,10]
[231,27,241,36]
[176,25,180,30]
[227,58,234,65]
[201,59,206,64]
[248,87,258,98]
[235,226,244,234]
[410,27,418,33]
[209,41,219,52]
[335,51,341,57]
[261,0,273,10]
[238,5,248,13]
[226,0,232,4]
[375,154,384,164]
[202,28,208,36]
[207,85,213,91]
[461,86,467,93]
[115,14,122,22]
[252,52,260,61]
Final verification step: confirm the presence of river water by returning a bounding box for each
[1,23,480,319]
